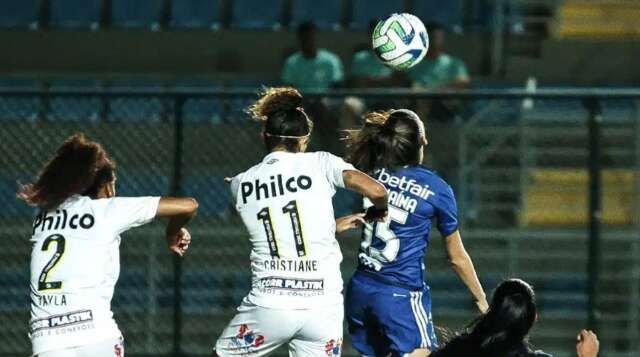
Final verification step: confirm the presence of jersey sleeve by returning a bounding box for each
[101,197,161,234]
[229,174,243,205]
[436,185,459,237]
[316,152,355,189]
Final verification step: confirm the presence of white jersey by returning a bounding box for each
[28,195,160,356]
[230,151,356,309]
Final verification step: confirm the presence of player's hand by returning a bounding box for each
[576,329,599,357]
[363,206,388,222]
[475,299,489,314]
[224,177,233,183]
[336,213,366,233]
[167,228,192,257]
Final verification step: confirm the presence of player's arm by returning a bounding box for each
[444,230,488,313]
[156,197,199,256]
[343,170,388,220]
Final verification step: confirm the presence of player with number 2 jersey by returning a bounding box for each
[344,109,489,357]
[20,134,198,357]
[213,88,387,357]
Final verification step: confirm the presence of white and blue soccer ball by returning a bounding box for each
[372,13,429,70]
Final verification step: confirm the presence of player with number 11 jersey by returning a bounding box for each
[214,88,387,357]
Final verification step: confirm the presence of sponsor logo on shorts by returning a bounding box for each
[230,324,265,353]
[114,343,123,357]
[258,277,324,291]
[30,310,93,332]
[325,338,342,356]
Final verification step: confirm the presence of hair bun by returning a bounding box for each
[248,87,303,121]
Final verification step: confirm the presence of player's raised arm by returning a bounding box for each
[156,197,199,256]
[444,230,488,313]
[343,169,388,220]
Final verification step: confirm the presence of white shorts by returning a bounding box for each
[35,337,124,357]
[214,299,343,357]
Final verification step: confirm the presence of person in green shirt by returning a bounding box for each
[409,23,470,89]
[281,21,344,90]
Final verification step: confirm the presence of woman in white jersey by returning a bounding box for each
[18,134,199,357]
[213,87,388,357]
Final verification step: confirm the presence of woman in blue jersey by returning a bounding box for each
[344,109,489,357]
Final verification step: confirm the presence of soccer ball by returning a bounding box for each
[372,13,429,70]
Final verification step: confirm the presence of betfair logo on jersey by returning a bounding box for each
[33,210,95,235]
[259,277,324,291]
[240,174,312,203]
[377,169,435,200]
[30,310,93,332]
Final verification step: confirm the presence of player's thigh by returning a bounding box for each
[37,338,124,357]
[375,287,438,356]
[76,337,124,357]
[215,301,298,357]
[36,349,77,357]
[288,304,343,357]
[345,275,390,356]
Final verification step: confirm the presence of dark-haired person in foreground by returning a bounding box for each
[20,134,198,357]
[213,87,387,356]
[344,109,487,357]
[428,279,600,357]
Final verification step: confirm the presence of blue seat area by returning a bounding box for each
[602,99,637,121]
[181,175,231,217]
[0,175,36,217]
[291,0,342,30]
[350,0,406,30]
[116,172,169,196]
[523,99,587,121]
[0,0,38,28]
[169,0,220,29]
[0,79,41,121]
[49,0,101,30]
[111,0,163,29]
[47,80,101,122]
[0,270,28,312]
[107,81,165,121]
[412,0,463,31]
[230,0,284,30]
[174,80,224,123]
[333,188,360,217]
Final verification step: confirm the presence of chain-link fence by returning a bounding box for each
[0,88,639,356]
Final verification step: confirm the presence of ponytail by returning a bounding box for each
[345,109,424,173]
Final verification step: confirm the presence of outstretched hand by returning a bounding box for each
[167,228,192,257]
[577,330,599,357]
[336,213,366,234]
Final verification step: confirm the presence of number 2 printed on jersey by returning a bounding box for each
[38,234,66,291]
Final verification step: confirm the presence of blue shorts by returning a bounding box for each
[345,272,438,356]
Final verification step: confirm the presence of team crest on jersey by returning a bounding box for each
[231,324,265,352]
[325,338,342,356]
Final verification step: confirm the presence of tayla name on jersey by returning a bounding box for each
[358,167,459,290]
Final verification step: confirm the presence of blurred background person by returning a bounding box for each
[282,21,344,152]
[281,21,344,90]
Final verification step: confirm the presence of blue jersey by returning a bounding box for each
[357,166,459,290]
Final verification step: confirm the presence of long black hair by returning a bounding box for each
[248,87,313,153]
[434,279,538,357]
[345,109,426,173]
